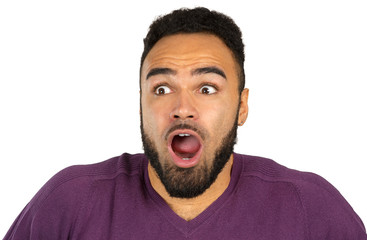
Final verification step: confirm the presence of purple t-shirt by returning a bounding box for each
[4,153,367,239]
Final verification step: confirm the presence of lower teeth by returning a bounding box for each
[182,158,191,160]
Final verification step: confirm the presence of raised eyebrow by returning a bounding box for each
[146,68,177,80]
[192,67,227,80]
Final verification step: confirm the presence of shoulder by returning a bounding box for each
[31,153,147,205]
[4,153,147,239]
[234,153,367,239]
[33,152,147,207]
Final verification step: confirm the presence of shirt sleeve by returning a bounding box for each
[295,172,367,240]
[3,166,93,240]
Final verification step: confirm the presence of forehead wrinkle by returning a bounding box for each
[149,53,226,64]
[142,34,238,84]
[144,56,227,75]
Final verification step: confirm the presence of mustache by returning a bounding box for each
[164,122,206,141]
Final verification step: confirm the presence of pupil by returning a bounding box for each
[202,87,209,94]
[159,88,165,94]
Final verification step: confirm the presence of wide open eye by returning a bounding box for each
[199,85,217,95]
[154,86,172,95]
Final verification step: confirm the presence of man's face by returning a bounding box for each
[140,33,248,198]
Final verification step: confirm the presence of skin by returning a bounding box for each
[140,33,249,220]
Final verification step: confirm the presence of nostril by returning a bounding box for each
[173,115,194,119]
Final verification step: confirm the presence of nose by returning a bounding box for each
[169,91,199,121]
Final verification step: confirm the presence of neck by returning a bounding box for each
[148,154,233,221]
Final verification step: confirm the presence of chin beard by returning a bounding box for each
[140,118,238,199]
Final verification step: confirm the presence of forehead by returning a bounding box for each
[141,33,237,77]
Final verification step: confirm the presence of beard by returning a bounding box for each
[140,115,239,199]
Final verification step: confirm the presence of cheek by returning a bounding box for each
[142,98,170,139]
[200,96,238,129]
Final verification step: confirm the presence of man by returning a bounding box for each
[4,7,367,240]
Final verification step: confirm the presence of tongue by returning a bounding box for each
[172,135,201,157]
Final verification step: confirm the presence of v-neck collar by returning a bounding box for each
[143,153,243,236]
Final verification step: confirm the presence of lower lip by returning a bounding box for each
[167,133,203,168]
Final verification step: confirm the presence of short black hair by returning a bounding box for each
[140,7,245,93]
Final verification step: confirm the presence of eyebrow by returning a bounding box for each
[146,68,177,80]
[145,66,227,80]
[192,67,227,79]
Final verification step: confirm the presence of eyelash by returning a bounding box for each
[153,83,171,94]
[199,82,218,90]
[152,82,219,95]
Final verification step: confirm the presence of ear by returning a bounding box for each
[237,88,249,126]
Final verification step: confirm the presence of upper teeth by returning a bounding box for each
[178,133,190,137]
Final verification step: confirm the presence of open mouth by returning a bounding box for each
[168,130,203,168]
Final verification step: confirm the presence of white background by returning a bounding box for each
[1,0,366,236]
